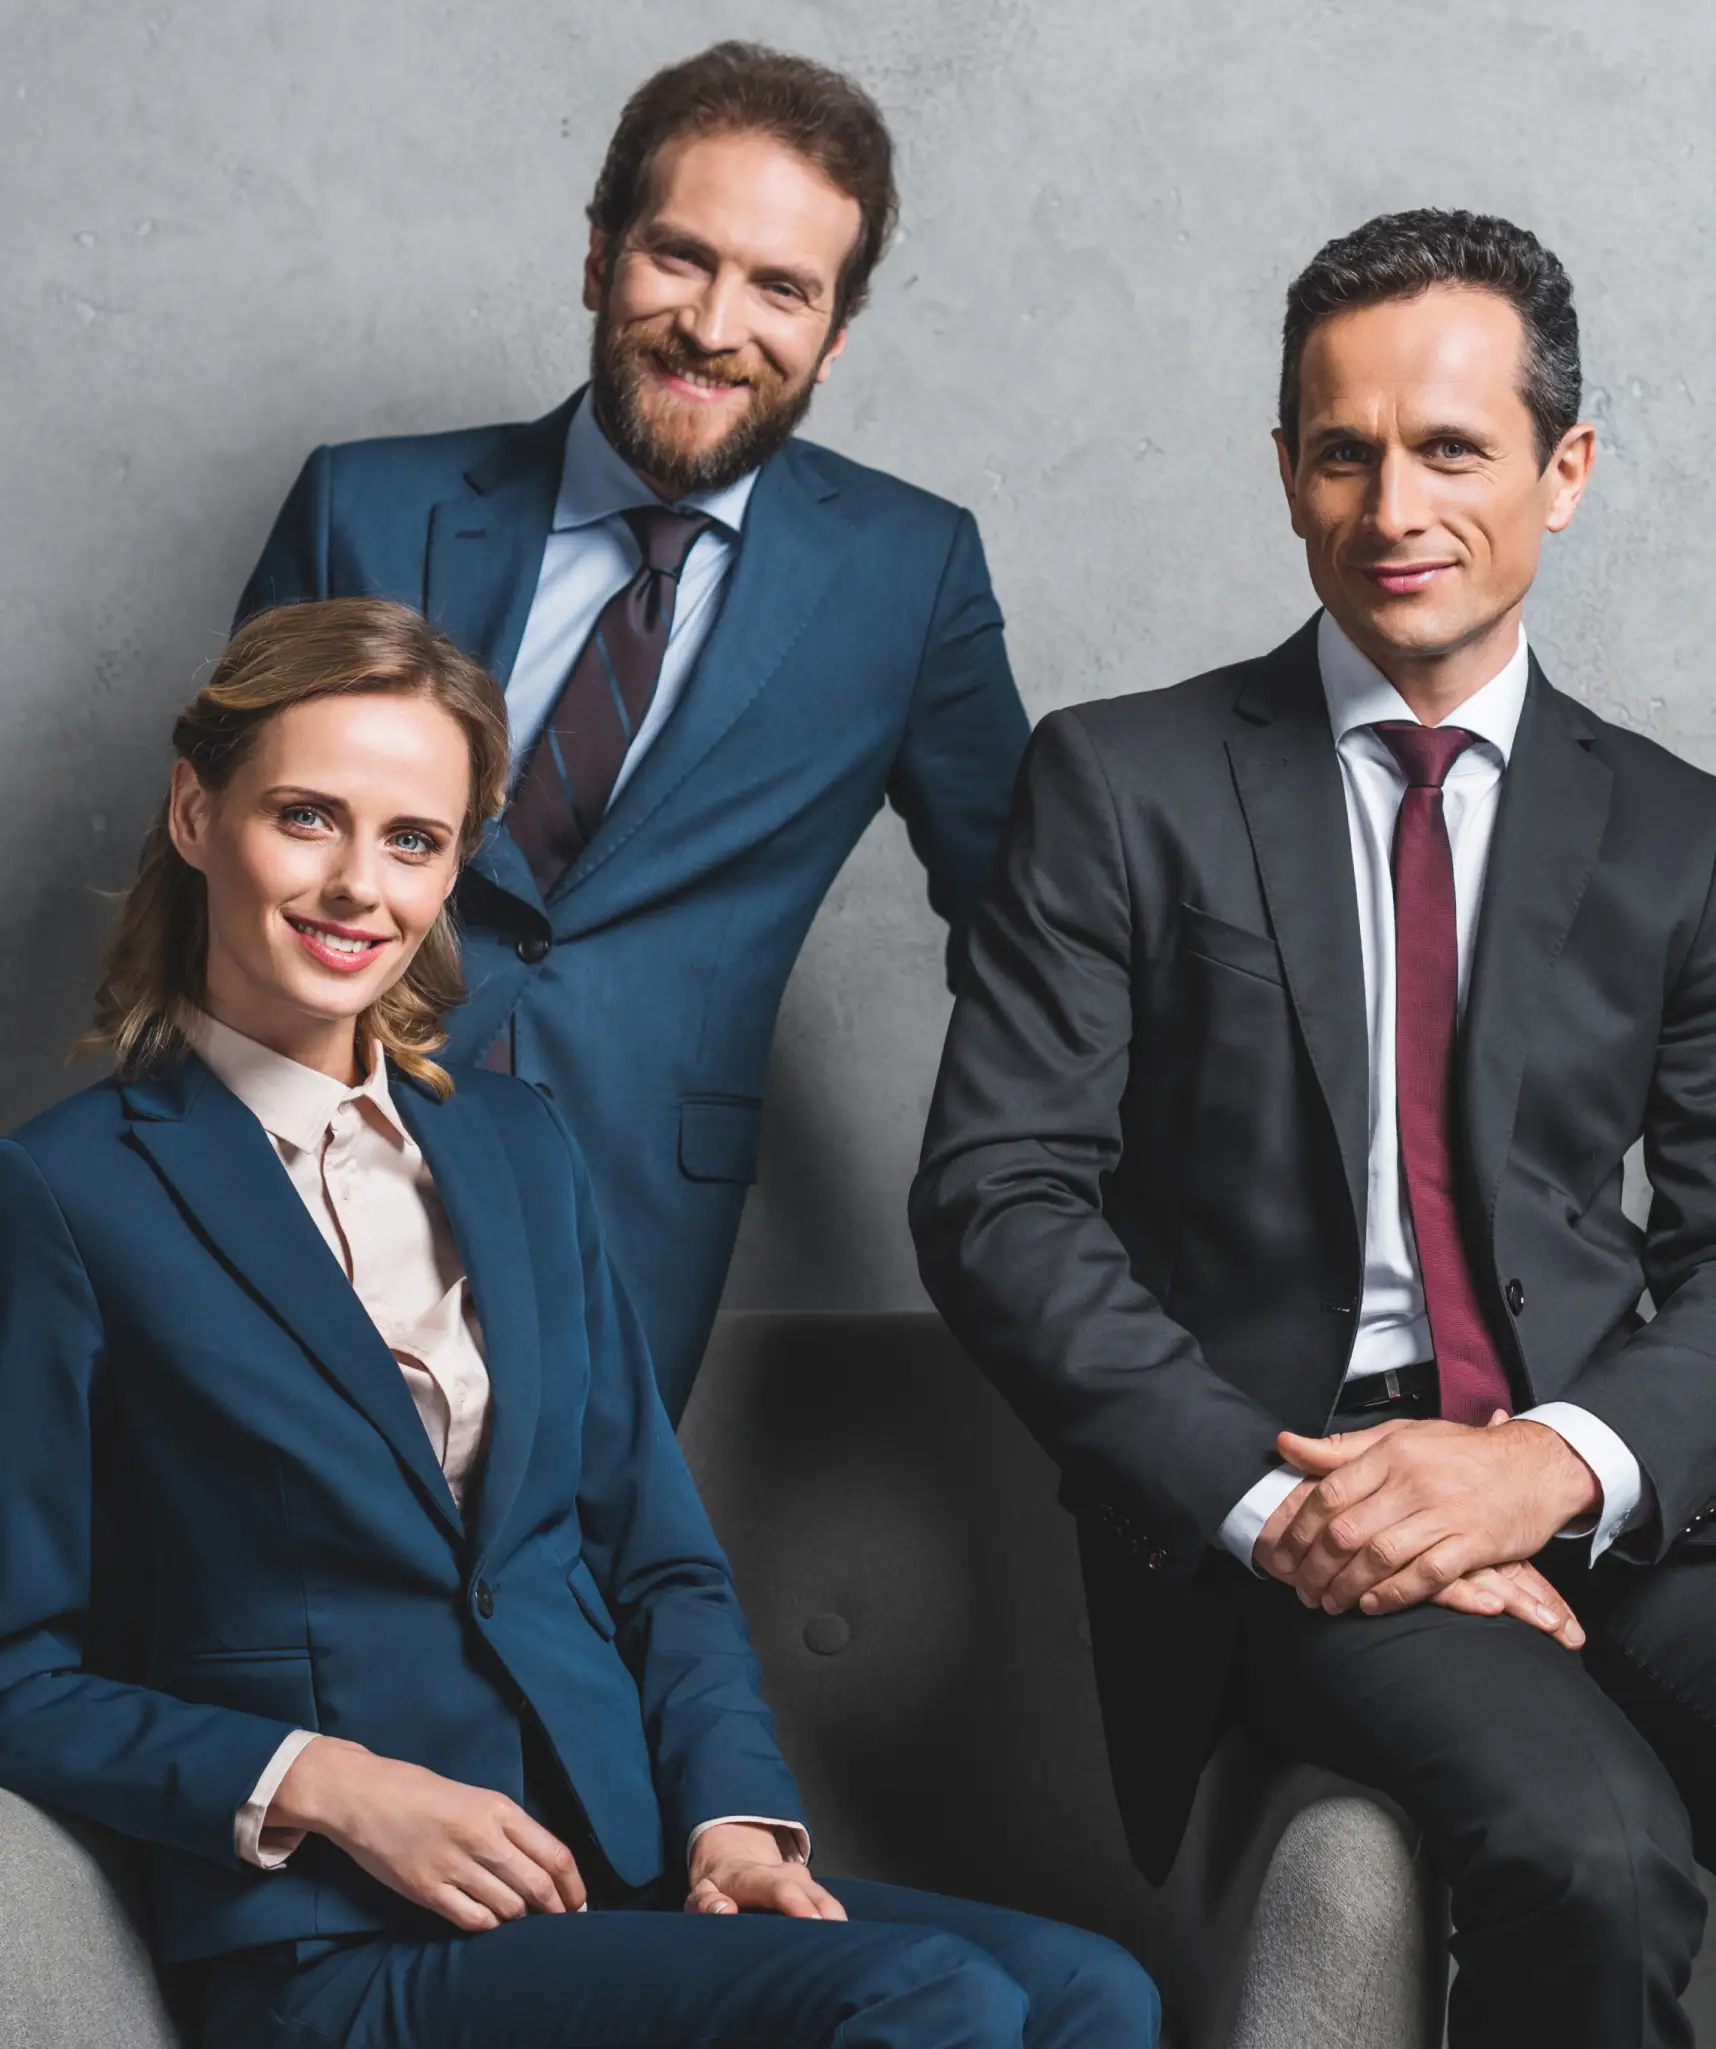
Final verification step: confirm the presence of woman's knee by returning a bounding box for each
[835,1932,1030,2049]
[1033,1930,1160,2049]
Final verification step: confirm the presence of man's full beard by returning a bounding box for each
[589,309,822,496]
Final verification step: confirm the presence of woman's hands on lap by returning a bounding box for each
[272,1736,586,1931]
[684,1821,846,1919]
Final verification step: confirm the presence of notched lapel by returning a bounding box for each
[1226,623,1370,1244]
[1462,670,1612,1226]
[396,1082,542,1563]
[122,1059,462,1540]
[552,443,855,908]
[424,397,575,689]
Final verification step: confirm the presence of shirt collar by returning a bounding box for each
[192,1013,407,1154]
[1316,609,1531,766]
[551,389,761,538]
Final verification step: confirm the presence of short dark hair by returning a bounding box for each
[1279,208,1582,470]
[587,42,899,331]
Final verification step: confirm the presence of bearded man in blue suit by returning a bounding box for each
[238,42,1029,1419]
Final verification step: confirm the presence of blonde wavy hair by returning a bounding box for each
[83,598,511,1097]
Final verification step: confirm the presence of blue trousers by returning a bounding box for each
[198,1876,1159,2049]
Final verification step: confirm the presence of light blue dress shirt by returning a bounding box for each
[503,394,762,799]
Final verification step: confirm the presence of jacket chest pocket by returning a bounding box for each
[678,1095,762,1184]
[1177,902,1286,988]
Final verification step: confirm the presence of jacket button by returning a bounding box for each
[517,934,550,965]
[1506,1278,1526,1316]
[1145,1548,1168,1573]
[474,1581,495,1619]
[534,1081,554,1099]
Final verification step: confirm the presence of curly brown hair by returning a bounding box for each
[587,41,898,330]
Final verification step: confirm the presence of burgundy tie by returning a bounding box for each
[507,504,712,898]
[1372,721,1513,1425]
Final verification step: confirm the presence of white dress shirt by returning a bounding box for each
[502,393,760,790]
[193,1018,806,1871]
[1216,613,1647,1569]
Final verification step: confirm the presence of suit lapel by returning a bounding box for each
[1461,665,1612,1227]
[396,1082,542,1563]
[549,440,855,904]
[424,395,575,690]
[1226,620,1371,1243]
[122,1057,462,1540]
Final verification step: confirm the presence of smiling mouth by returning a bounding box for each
[651,355,750,401]
[1361,563,1454,595]
[287,916,391,973]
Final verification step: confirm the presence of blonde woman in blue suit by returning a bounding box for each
[0,598,1157,2049]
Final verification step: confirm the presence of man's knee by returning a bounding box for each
[1473,1748,1702,1967]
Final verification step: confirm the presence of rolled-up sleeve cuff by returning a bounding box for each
[688,1816,812,1866]
[1217,1464,1304,1573]
[235,1729,320,1869]
[1520,1403,1650,1563]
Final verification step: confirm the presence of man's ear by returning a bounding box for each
[814,324,849,385]
[167,758,213,874]
[1273,428,1306,540]
[1544,422,1596,535]
[582,230,610,315]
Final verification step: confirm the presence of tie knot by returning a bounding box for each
[1371,720,1479,790]
[624,504,714,576]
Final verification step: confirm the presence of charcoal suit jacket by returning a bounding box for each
[238,393,1030,1418]
[911,614,1716,1879]
[0,1058,804,1961]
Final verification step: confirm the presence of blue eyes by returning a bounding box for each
[277,808,440,859]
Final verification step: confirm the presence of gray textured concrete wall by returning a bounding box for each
[4,1,1713,1313]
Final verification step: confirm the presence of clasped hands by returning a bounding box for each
[270,1738,845,1933]
[1253,1410,1603,1650]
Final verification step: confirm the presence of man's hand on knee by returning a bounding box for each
[685,1822,847,1920]
[1257,1412,1601,1615]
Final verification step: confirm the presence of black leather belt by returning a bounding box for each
[1334,1359,1438,1416]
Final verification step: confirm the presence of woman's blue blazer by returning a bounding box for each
[0,1055,805,1961]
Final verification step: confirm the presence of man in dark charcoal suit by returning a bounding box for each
[239,43,1028,1420]
[913,209,1716,2046]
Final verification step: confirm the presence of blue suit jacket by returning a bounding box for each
[0,1059,804,1962]
[238,396,1030,1415]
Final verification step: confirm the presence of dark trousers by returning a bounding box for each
[198,1875,1161,2049]
[1227,1383,1715,2048]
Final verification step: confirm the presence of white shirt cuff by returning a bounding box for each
[1217,1464,1305,1573]
[688,1815,812,1866]
[235,1729,321,1869]
[1519,1403,1650,1561]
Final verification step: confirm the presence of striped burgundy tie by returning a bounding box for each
[1372,720,1514,1425]
[506,504,712,899]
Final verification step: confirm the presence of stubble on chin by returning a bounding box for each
[589,317,820,496]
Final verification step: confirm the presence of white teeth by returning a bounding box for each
[292,920,372,954]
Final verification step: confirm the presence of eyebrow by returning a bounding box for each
[1305,420,1496,454]
[264,785,457,836]
[635,221,827,303]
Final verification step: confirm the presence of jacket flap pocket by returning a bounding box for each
[158,1649,319,1727]
[1178,902,1286,987]
[567,1557,618,1639]
[678,1095,763,1185]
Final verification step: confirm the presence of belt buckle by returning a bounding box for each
[1344,1367,1402,1414]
